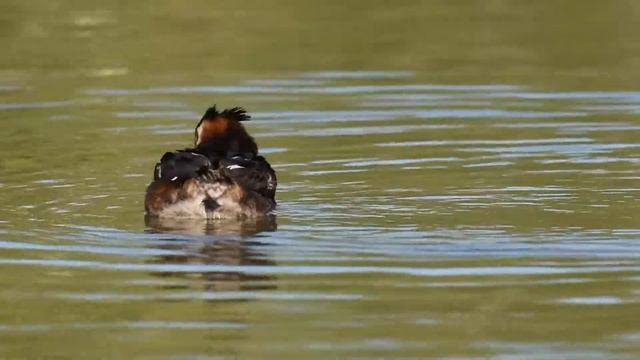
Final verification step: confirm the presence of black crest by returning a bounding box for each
[201,105,251,122]
[201,105,220,120]
[222,106,251,121]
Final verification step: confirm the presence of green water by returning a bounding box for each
[1,1,640,358]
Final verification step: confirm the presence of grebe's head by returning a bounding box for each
[194,105,258,156]
[194,105,252,146]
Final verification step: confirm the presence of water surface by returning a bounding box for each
[1,1,640,358]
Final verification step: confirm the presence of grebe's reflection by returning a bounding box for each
[145,215,277,292]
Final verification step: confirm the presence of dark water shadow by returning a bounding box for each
[144,215,278,293]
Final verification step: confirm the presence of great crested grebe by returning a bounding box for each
[144,106,277,219]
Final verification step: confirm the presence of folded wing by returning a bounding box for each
[154,151,212,182]
[153,151,277,203]
[219,155,277,202]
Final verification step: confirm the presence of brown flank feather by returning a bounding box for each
[145,179,201,215]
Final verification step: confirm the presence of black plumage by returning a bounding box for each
[154,151,277,202]
[153,151,211,182]
[200,105,251,123]
[219,155,277,201]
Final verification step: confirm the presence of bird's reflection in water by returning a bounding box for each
[145,215,277,292]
